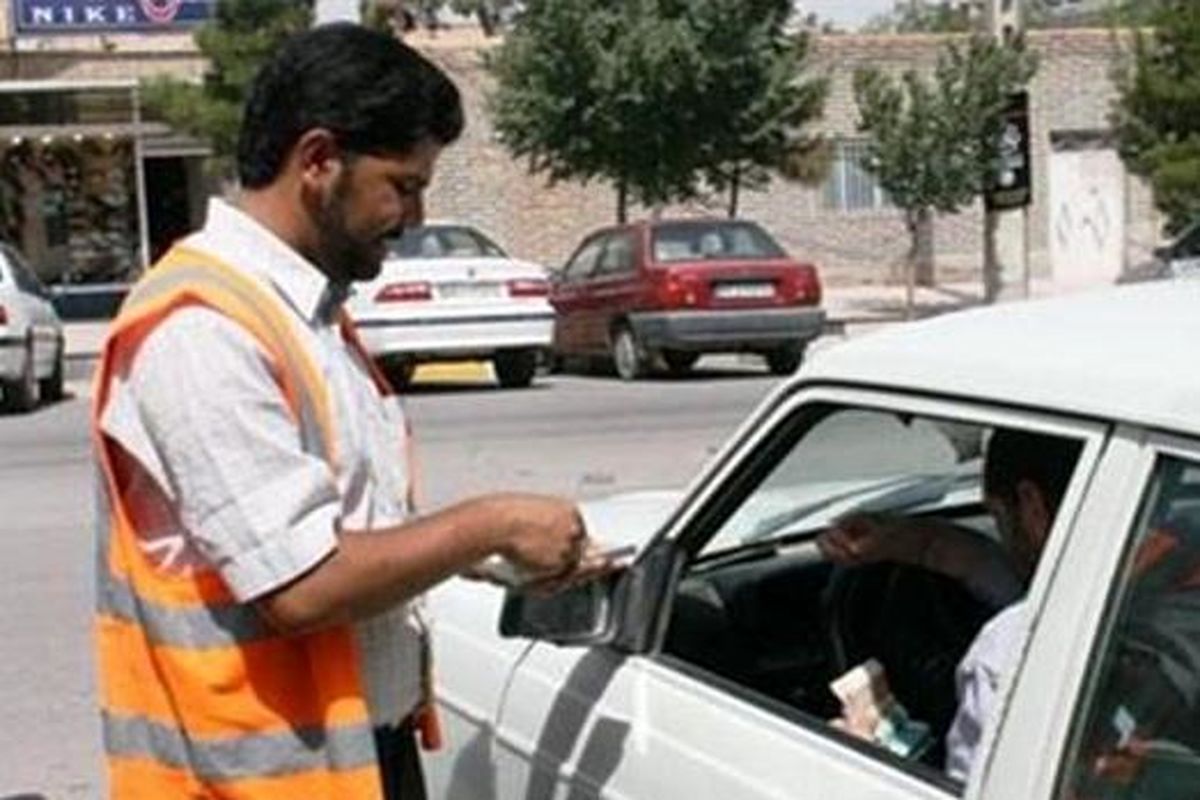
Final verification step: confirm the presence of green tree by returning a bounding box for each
[142,0,313,180]
[1113,1,1200,233]
[489,0,825,222]
[854,36,1036,307]
[691,0,829,217]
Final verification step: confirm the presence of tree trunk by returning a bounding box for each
[616,181,628,224]
[914,206,935,287]
[983,209,1000,303]
[728,164,741,219]
[904,210,920,321]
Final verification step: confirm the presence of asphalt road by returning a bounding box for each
[0,363,780,799]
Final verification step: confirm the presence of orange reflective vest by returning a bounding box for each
[92,245,389,799]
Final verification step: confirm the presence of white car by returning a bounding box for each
[0,243,64,413]
[425,281,1200,800]
[347,223,554,388]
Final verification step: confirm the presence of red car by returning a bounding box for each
[550,218,825,379]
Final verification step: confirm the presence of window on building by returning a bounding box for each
[823,140,889,213]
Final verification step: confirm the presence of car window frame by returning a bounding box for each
[632,381,1110,796]
[1051,433,1200,799]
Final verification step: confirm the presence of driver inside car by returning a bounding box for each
[817,428,1083,782]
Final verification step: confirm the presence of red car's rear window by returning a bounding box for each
[650,221,787,264]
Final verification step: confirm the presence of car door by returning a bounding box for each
[483,385,1109,800]
[551,234,606,356]
[981,428,1200,799]
[583,229,640,355]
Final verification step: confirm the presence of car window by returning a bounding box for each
[702,408,975,555]
[651,221,787,263]
[1058,455,1200,798]
[596,231,635,276]
[663,401,1086,791]
[562,236,606,282]
[388,226,507,259]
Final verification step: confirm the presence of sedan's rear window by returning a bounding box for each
[389,226,507,259]
[651,221,786,263]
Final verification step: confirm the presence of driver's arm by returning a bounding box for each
[819,514,1023,607]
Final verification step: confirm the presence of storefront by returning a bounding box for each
[0,79,208,289]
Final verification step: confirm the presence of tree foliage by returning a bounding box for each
[1113,1,1200,233]
[488,0,826,221]
[142,0,313,178]
[854,36,1036,296]
[692,0,829,217]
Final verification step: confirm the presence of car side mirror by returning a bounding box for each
[498,572,620,646]
[1154,245,1173,260]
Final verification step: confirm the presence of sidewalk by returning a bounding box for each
[60,277,1103,389]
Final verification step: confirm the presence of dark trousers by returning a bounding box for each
[374,718,426,800]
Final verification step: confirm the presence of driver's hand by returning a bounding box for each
[818,513,929,566]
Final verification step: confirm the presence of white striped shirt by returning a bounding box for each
[99,197,423,726]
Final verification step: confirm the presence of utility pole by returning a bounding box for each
[985,0,1032,302]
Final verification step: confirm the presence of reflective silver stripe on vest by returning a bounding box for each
[123,260,329,460]
[103,712,377,780]
[97,566,274,647]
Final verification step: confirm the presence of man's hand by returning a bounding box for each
[493,494,588,582]
[817,513,931,567]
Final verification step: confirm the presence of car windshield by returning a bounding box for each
[651,221,787,263]
[388,226,508,259]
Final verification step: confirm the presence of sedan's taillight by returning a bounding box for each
[506,278,549,298]
[375,281,433,302]
[795,264,822,305]
[0,304,7,325]
[655,270,699,309]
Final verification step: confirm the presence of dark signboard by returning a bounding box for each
[14,1,216,34]
[985,91,1033,212]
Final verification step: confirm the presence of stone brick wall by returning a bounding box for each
[418,28,1161,286]
[0,24,1160,285]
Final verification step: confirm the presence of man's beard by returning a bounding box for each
[316,176,388,284]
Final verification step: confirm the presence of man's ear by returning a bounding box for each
[292,128,343,191]
[1016,479,1052,545]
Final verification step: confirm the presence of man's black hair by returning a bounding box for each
[236,23,464,188]
[984,428,1083,518]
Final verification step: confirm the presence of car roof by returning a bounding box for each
[799,281,1200,435]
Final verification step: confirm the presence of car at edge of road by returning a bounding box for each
[549,218,825,380]
[425,280,1200,800]
[346,222,554,389]
[0,242,64,413]
[1120,219,1200,284]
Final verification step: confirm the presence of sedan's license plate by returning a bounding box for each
[439,282,502,300]
[715,281,775,300]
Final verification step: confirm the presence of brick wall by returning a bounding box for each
[418,28,1160,286]
[0,24,1159,285]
